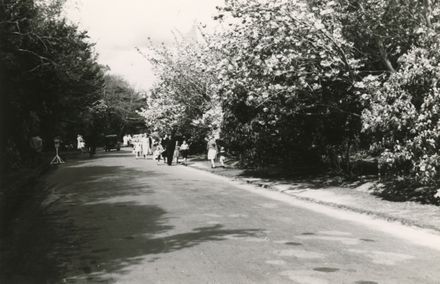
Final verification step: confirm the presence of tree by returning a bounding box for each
[318,0,434,74]
[210,0,361,169]
[0,0,105,169]
[138,34,221,150]
[361,38,440,182]
[360,1,440,201]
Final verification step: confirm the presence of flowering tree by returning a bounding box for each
[362,38,440,184]
[359,1,440,202]
[330,0,434,73]
[210,0,362,168]
[138,35,222,149]
[139,0,440,202]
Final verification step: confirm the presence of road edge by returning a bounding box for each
[186,162,440,234]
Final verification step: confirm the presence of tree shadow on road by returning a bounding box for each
[1,164,262,284]
[88,224,262,283]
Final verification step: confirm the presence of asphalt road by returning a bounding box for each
[2,149,440,283]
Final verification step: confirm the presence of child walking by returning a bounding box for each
[154,143,164,165]
[134,142,142,159]
[218,146,226,168]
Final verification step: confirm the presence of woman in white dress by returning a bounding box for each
[207,138,217,168]
[141,133,150,158]
[77,134,85,152]
[173,141,180,164]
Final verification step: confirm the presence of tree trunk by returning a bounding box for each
[378,39,396,73]
[344,139,352,176]
[424,0,432,28]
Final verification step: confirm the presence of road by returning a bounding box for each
[2,149,440,283]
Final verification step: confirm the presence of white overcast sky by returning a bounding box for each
[63,0,223,91]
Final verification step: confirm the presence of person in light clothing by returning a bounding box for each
[123,135,129,146]
[77,134,85,152]
[134,141,142,159]
[154,143,164,165]
[180,140,190,166]
[142,133,150,158]
[173,141,180,164]
[207,137,217,168]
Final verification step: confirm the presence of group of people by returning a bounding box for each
[77,131,227,168]
[122,134,133,147]
[132,133,153,159]
[130,133,227,168]
[131,133,190,166]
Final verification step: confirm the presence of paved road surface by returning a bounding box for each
[2,150,440,283]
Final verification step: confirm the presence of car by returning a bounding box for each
[104,134,121,152]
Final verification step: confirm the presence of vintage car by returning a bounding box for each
[104,134,121,152]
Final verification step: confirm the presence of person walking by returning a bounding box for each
[148,134,153,155]
[134,140,142,159]
[127,134,132,147]
[85,133,97,157]
[154,142,164,165]
[180,140,190,166]
[77,134,85,152]
[142,133,150,159]
[173,141,180,164]
[166,134,176,166]
[161,134,169,164]
[207,137,217,168]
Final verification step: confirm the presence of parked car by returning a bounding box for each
[104,134,121,152]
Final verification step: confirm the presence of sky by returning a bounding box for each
[63,0,222,91]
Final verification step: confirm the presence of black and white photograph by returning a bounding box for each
[1,0,440,283]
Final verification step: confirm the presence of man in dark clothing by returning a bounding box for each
[148,134,153,155]
[85,129,98,158]
[161,134,169,164]
[166,134,176,166]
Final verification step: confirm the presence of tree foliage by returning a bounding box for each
[210,0,362,168]
[358,0,440,200]
[138,36,222,149]
[0,0,105,169]
[139,0,440,200]
[362,37,440,186]
[330,0,433,73]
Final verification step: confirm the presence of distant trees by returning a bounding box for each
[0,0,104,169]
[102,74,145,136]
